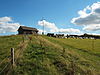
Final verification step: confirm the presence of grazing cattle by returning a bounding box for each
[56,34,64,38]
[68,35,78,39]
[47,33,100,39]
[80,33,100,39]
[93,36,100,39]
[47,33,65,38]
[47,33,54,37]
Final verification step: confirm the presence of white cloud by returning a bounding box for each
[91,33,100,35]
[38,29,46,34]
[38,20,58,32]
[0,16,21,33]
[0,16,12,22]
[38,20,81,34]
[83,24,100,31]
[77,6,90,18]
[71,2,100,31]
[59,28,81,33]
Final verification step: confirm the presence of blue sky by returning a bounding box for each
[0,0,100,35]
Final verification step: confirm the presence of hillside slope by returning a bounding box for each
[0,35,100,75]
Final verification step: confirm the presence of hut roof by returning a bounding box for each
[18,26,38,31]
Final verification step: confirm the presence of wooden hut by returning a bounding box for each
[18,26,38,35]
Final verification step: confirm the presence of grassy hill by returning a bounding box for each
[0,35,100,75]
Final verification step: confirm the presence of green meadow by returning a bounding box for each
[0,35,100,75]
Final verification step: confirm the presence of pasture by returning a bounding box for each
[0,35,100,75]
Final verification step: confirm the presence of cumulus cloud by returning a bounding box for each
[38,29,46,34]
[38,20,81,34]
[83,25,100,31]
[71,2,100,31]
[0,16,12,22]
[59,28,81,33]
[38,20,58,32]
[91,33,100,35]
[0,16,21,33]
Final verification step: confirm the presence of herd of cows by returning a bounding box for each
[47,33,100,39]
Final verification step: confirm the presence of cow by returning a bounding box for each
[56,34,64,38]
[47,33,54,37]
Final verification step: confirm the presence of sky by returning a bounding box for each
[0,0,100,35]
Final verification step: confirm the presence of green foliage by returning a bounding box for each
[0,35,100,75]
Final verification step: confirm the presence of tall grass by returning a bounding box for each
[0,35,100,75]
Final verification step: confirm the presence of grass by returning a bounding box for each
[43,36,100,74]
[0,35,100,75]
[0,35,23,61]
[0,35,25,74]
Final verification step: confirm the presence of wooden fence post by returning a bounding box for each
[63,47,65,54]
[23,35,24,43]
[11,48,14,67]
